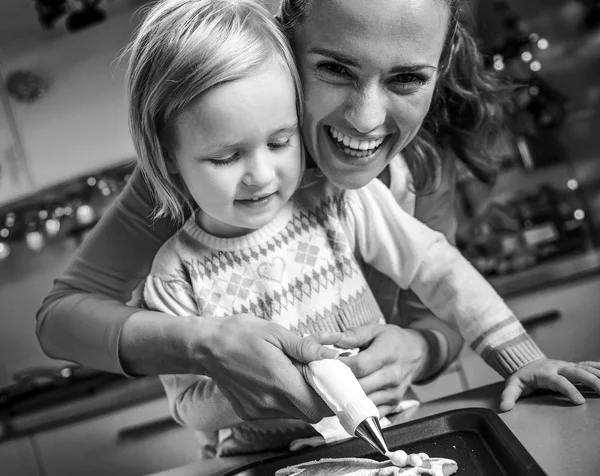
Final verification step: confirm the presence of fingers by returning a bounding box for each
[578,361,600,370]
[339,351,384,379]
[542,373,585,405]
[281,331,340,363]
[306,331,344,346]
[499,377,526,412]
[577,363,600,380]
[334,324,378,349]
[560,365,600,395]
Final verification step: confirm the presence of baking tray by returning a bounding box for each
[224,407,547,475]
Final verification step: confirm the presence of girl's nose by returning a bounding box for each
[344,84,387,133]
[242,153,275,188]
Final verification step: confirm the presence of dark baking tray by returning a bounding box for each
[224,407,547,475]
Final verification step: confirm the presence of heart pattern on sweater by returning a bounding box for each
[257,257,286,283]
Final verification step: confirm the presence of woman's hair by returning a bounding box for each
[278,0,513,191]
[124,0,303,224]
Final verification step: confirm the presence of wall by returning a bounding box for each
[475,0,600,235]
[0,5,145,203]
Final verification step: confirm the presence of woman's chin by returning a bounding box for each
[321,164,380,190]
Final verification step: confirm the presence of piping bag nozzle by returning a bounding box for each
[306,359,390,455]
[355,416,389,455]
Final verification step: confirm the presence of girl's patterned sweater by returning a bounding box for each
[144,170,544,456]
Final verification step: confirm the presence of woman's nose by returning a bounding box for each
[344,84,387,133]
[242,153,275,187]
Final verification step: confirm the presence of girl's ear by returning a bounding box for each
[165,158,179,174]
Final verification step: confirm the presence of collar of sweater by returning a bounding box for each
[183,203,294,251]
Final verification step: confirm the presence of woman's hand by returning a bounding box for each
[195,313,339,423]
[317,323,429,417]
[500,359,600,412]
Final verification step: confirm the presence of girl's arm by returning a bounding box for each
[397,155,463,381]
[347,179,545,378]
[35,167,194,375]
[366,155,463,382]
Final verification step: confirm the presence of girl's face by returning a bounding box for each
[171,62,303,238]
[291,0,449,189]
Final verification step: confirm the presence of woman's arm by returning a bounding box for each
[143,273,245,431]
[36,167,184,374]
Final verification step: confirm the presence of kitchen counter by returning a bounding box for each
[149,382,600,476]
[488,247,600,298]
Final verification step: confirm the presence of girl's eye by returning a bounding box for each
[269,138,291,150]
[208,154,238,167]
[316,62,352,78]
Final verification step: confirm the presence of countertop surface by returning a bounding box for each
[149,382,600,476]
[487,247,600,297]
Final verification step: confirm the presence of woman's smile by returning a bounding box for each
[328,126,387,158]
[323,124,394,169]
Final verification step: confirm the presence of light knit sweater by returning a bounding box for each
[143,168,545,456]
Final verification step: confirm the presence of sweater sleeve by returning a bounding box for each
[345,180,545,378]
[397,155,464,380]
[144,255,245,432]
[35,167,179,374]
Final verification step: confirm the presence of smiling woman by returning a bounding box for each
[37,0,511,453]
[287,0,449,190]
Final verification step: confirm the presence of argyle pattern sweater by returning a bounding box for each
[144,170,545,456]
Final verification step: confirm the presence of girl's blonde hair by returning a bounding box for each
[124,0,303,224]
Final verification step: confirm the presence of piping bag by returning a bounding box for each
[306,358,389,455]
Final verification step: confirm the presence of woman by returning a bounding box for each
[36,0,508,424]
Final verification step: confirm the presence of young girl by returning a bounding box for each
[126,0,600,457]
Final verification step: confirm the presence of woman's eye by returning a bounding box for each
[392,73,430,87]
[317,62,351,78]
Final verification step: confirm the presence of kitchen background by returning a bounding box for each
[0,1,599,475]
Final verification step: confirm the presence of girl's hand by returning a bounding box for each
[197,314,339,423]
[315,323,429,417]
[500,359,600,412]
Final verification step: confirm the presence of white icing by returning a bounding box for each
[275,456,458,476]
[407,454,422,467]
[386,449,408,466]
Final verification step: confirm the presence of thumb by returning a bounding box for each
[499,377,524,412]
[336,325,376,348]
[282,334,340,363]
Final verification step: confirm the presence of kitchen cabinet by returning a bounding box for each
[0,437,42,476]
[0,83,31,205]
[458,273,600,390]
[32,397,200,476]
[1,8,140,194]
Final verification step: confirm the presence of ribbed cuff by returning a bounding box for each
[484,338,546,378]
[412,329,446,385]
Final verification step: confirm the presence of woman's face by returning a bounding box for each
[291,0,449,189]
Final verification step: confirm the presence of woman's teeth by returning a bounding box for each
[329,126,385,157]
